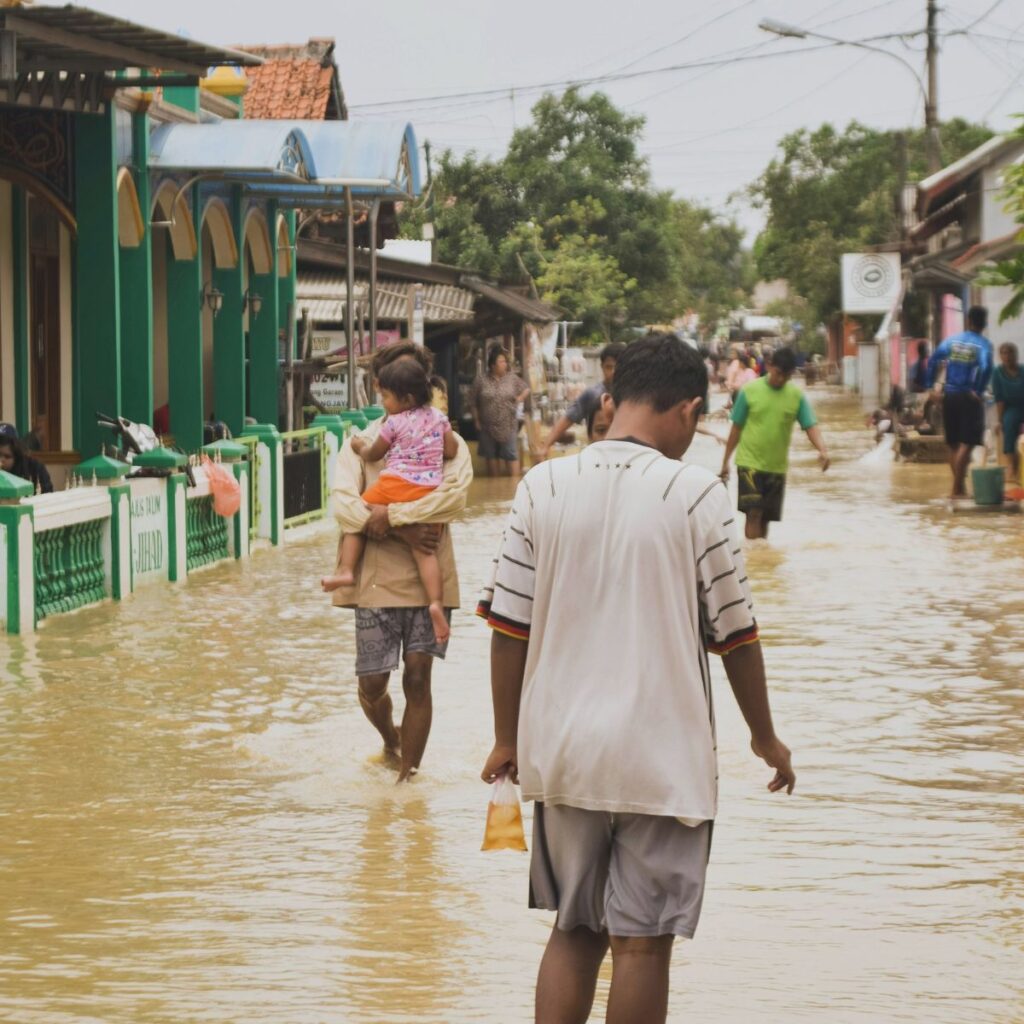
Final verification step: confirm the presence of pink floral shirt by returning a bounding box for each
[378,405,451,487]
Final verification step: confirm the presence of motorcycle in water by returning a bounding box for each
[95,411,196,485]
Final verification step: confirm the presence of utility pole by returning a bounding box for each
[925,0,941,172]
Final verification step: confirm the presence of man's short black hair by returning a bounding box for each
[377,356,432,407]
[599,342,626,364]
[773,347,797,375]
[372,341,433,379]
[610,334,707,413]
[967,305,988,331]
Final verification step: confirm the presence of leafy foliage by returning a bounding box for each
[403,89,750,343]
[749,119,994,326]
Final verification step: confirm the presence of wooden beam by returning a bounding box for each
[0,12,205,76]
[0,29,16,79]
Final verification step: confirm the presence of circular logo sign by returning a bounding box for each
[851,254,896,299]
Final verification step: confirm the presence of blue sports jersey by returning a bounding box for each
[926,331,993,395]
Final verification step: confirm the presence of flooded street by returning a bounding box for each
[1,389,1022,1023]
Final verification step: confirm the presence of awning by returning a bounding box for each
[150,121,315,183]
[461,276,559,323]
[147,119,420,204]
[0,5,260,77]
[917,134,1024,219]
[297,271,475,323]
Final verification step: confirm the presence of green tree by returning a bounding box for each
[401,88,751,342]
[749,119,993,326]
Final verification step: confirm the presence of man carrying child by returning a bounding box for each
[330,343,473,782]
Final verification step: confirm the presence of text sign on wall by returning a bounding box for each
[842,253,901,314]
[309,373,345,412]
[130,478,168,586]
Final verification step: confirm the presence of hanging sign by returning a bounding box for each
[130,478,168,586]
[841,253,901,314]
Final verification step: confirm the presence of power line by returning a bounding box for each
[347,41,843,112]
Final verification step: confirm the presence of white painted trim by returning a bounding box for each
[201,197,238,269]
[243,207,273,276]
[0,521,7,627]
[115,490,131,598]
[172,482,187,582]
[60,223,73,451]
[0,181,14,421]
[26,487,111,531]
[18,513,34,633]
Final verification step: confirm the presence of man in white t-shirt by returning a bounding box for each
[478,333,795,1024]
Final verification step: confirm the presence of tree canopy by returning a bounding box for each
[749,119,994,326]
[403,88,750,343]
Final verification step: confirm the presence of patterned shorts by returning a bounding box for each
[354,607,450,677]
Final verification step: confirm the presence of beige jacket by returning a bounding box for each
[330,421,473,609]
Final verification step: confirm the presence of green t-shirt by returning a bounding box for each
[731,377,817,475]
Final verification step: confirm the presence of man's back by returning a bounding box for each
[733,377,815,475]
[929,330,993,394]
[480,440,757,822]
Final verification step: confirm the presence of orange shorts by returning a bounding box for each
[362,474,437,505]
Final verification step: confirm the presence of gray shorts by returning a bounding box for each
[478,430,518,462]
[529,802,713,939]
[354,607,450,677]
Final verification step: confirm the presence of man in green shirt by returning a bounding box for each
[719,348,830,539]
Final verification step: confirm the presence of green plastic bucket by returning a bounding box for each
[362,405,386,422]
[339,410,368,431]
[971,467,1004,506]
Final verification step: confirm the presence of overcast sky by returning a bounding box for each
[95,0,1024,237]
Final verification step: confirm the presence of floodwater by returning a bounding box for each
[0,390,1022,1024]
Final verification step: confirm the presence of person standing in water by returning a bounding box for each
[993,341,1024,483]
[719,347,829,540]
[927,305,994,498]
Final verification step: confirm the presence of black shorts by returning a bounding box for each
[737,467,786,522]
[942,391,984,449]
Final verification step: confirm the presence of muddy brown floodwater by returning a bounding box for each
[1,390,1022,1023]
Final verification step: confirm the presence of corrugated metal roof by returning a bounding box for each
[461,275,559,323]
[0,5,261,77]
[917,134,1024,218]
[296,271,475,323]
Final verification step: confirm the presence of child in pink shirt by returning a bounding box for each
[322,358,458,642]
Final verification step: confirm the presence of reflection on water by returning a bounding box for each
[1,391,1022,1023]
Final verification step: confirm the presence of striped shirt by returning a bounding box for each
[478,439,757,821]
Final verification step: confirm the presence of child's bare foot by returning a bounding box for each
[321,569,355,592]
[396,765,419,783]
[428,602,450,643]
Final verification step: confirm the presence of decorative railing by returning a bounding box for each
[26,489,113,623]
[185,492,229,571]
[235,435,262,540]
[281,427,328,528]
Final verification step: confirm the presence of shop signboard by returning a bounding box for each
[841,252,901,314]
[130,477,169,586]
[408,284,425,346]
[310,373,346,412]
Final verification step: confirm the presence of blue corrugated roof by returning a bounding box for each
[148,119,420,201]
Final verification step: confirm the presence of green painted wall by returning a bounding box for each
[166,220,203,451]
[11,186,28,434]
[248,203,280,426]
[119,113,154,425]
[75,109,122,456]
[213,188,245,434]
[162,85,200,115]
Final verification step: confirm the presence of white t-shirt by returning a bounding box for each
[478,439,758,823]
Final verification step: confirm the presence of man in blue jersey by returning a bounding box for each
[927,305,994,498]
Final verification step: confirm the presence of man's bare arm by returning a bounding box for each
[805,425,830,471]
[481,632,528,783]
[719,423,743,479]
[721,640,795,794]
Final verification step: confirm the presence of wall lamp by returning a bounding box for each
[243,289,263,320]
[202,282,224,318]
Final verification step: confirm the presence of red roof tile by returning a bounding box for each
[237,39,346,121]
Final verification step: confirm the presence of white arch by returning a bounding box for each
[243,207,273,276]
[200,197,238,269]
[116,168,145,248]
[276,214,292,278]
[151,179,197,261]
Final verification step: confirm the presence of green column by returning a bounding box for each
[248,203,280,427]
[278,208,297,358]
[75,108,122,456]
[166,188,203,451]
[11,187,28,434]
[119,113,153,425]
[213,187,245,434]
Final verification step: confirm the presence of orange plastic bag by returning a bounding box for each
[201,455,241,517]
[482,775,528,852]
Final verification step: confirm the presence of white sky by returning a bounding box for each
[94,0,1024,237]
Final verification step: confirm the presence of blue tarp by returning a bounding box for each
[148,119,420,202]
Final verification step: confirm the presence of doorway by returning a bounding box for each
[28,197,61,451]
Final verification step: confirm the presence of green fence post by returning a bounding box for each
[166,473,188,582]
[238,424,283,545]
[108,482,132,600]
[0,470,36,634]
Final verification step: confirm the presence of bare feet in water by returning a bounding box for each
[429,601,450,643]
[321,569,355,593]
[396,765,419,783]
